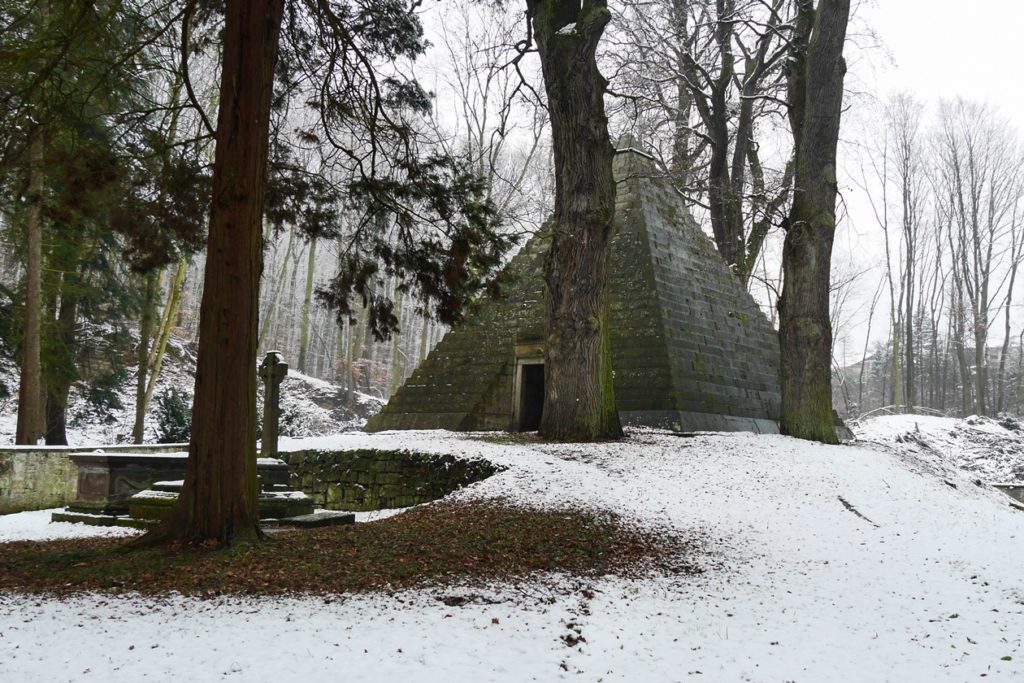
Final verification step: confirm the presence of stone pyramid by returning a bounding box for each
[365,145,781,434]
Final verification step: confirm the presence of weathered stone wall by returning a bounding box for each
[280,449,499,511]
[0,443,187,514]
[611,151,781,431]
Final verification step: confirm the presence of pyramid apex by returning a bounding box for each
[615,133,639,150]
[613,134,658,178]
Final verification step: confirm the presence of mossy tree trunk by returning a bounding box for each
[132,271,159,443]
[777,0,849,443]
[527,0,622,442]
[161,0,285,545]
[43,269,80,446]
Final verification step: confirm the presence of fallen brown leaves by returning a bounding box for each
[0,501,699,597]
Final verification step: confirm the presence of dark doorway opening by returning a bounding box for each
[518,363,544,431]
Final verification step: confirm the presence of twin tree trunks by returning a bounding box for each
[529,0,622,441]
[527,0,849,442]
[777,0,850,444]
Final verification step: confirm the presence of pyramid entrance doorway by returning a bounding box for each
[513,344,545,431]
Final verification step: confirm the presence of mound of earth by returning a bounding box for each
[853,413,1024,484]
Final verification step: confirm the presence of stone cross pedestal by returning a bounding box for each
[259,351,288,458]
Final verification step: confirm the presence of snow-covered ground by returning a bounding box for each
[0,509,141,543]
[2,428,1023,681]
[854,413,1024,484]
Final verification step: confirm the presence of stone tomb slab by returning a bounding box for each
[65,451,291,515]
[277,511,356,528]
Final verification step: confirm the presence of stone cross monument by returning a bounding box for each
[259,351,288,458]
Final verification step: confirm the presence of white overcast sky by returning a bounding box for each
[832,0,1024,362]
[853,0,1024,122]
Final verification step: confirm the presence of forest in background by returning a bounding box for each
[832,96,1024,419]
[1,0,1022,446]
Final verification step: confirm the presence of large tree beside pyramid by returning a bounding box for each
[157,0,508,545]
[526,0,623,441]
[777,0,850,443]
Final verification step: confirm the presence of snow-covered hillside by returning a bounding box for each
[2,428,1023,681]
[854,414,1024,484]
[0,333,383,445]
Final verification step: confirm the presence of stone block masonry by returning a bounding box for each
[0,449,72,514]
[280,449,500,511]
[0,443,186,514]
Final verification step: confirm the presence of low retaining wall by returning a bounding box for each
[280,449,500,511]
[3,444,499,515]
[0,444,187,514]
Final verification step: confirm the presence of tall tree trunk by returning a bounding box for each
[890,320,902,410]
[132,271,160,443]
[528,0,622,441]
[997,261,1018,413]
[952,293,973,415]
[1016,329,1024,414]
[857,278,884,415]
[335,319,346,383]
[904,270,915,409]
[345,317,357,407]
[16,134,45,445]
[974,318,988,416]
[358,280,377,394]
[161,0,285,545]
[777,0,850,443]
[140,258,188,426]
[704,2,744,272]
[297,238,317,374]
[274,237,304,357]
[669,0,691,190]
[44,278,79,446]
[389,281,404,396]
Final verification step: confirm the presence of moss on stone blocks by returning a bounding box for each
[280,449,500,513]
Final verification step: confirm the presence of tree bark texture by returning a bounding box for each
[777,0,849,443]
[163,0,284,544]
[16,134,45,445]
[528,0,622,441]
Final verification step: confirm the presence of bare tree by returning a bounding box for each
[856,93,927,412]
[996,196,1024,412]
[609,0,794,281]
[777,0,850,443]
[933,99,1022,415]
[523,0,623,440]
